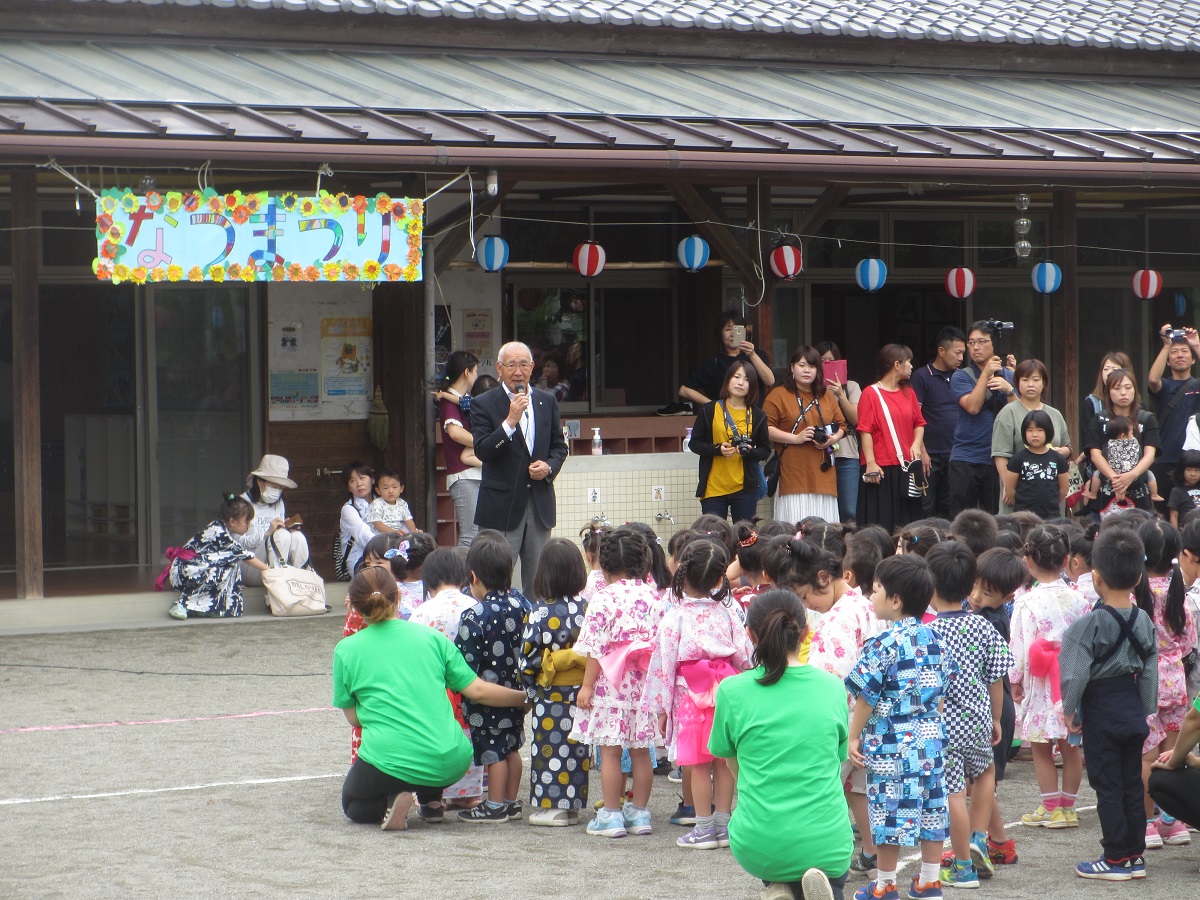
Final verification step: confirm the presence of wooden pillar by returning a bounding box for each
[749,182,774,355]
[1051,190,1079,438]
[11,168,42,598]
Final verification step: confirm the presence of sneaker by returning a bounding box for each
[853,881,900,900]
[527,808,577,827]
[623,805,652,835]
[908,876,943,899]
[457,801,510,824]
[1146,818,1164,849]
[417,800,445,823]
[667,766,684,784]
[506,800,523,821]
[938,861,978,890]
[670,802,697,826]
[1129,856,1146,879]
[851,851,878,873]
[801,868,836,900]
[1019,805,1053,827]
[1061,807,1079,827]
[653,758,673,776]
[1076,857,1132,881]
[761,885,795,900]
[969,835,994,879]
[1161,817,1192,845]
[676,825,720,849]
[586,808,627,838]
[1044,807,1072,829]
[168,602,188,620]
[381,792,414,831]
[594,790,633,810]
[714,824,730,848]
[987,837,1017,865]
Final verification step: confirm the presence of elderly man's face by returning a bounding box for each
[498,347,534,392]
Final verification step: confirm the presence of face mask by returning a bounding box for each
[260,485,282,504]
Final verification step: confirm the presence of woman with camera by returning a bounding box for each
[763,346,847,526]
[856,344,927,533]
[690,360,771,522]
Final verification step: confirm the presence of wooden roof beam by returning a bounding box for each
[432,182,513,276]
[668,181,759,294]
[796,184,851,240]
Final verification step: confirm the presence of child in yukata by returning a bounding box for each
[847,555,958,900]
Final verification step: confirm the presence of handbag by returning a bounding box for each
[1097,495,1136,519]
[262,533,330,617]
[872,385,926,498]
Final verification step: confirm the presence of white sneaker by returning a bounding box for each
[800,868,835,900]
[168,602,187,620]
[528,808,577,827]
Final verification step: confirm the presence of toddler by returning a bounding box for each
[1085,417,1162,505]
[366,466,417,534]
[167,493,268,619]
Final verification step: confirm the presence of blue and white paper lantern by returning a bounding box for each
[1031,261,1062,293]
[475,235,509,272]
[855,258,887,293]
[676,235,710,273]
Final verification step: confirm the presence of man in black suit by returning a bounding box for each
[471,341,569,594]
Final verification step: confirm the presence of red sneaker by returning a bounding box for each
[988,837,1018,865]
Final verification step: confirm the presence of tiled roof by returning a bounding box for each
[72,0,1200,52]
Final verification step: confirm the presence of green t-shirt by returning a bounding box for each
[333,619,476,786]
[709,665,853,882]
[1194,694,1200,714]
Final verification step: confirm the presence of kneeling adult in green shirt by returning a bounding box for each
[334,567,527,830]
[709,589,853,900]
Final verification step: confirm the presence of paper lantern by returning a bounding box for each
[475,236,509,272]
[1032,261,1062,293]
[676,235,710,273]
[769,244,803,280]
[1132,269,1163,300]
[945,267,975,299]
[573,241,606,278]
[855,258,887,292]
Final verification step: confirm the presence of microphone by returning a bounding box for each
[515,383,526,395]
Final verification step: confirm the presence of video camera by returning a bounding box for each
[984,320,1014,335]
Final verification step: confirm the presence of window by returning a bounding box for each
[1149,216,1200,272]
[806,218,881,268]
[1077,216,1143,268]
[892,217,965,269]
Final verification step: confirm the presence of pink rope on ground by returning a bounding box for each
[0,706,335,735]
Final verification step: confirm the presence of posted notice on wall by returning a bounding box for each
[463,308,494,371]
[321,317,372,400]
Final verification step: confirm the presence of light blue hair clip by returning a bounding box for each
[384,541,410,562]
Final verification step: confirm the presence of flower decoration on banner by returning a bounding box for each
[475,236,509,272]
[855,258,887,292]
[93,189,425,284]
[574,241,606,278]
[1032,261,1062,293]
[769,244,803,280]
[676,235,710,273]
[945,267,975,300]
[1131,269,1163,301]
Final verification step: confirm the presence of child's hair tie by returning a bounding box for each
[911,534,919,544]
[740,531,758,547]
[384,541,410,562]
[369,590,383,599]
[1172,557,1179,566]
[793,530,804,541]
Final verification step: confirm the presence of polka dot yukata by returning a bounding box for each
[455,590,530,766]
[520,595,591,810]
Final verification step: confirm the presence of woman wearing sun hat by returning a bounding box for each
[238,454,310,585]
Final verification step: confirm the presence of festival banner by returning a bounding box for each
[94,189,424,284]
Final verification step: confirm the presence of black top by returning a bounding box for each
[1168,484,1200,514]
[1150,376,1200,465]
[683,349,771,403]
[1007,447,1068,519]
[1082,408,1161,454]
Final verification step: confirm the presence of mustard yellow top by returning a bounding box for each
[705,403,751,498]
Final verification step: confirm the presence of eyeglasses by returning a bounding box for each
[966,339,992,346]
[500,360,534,371]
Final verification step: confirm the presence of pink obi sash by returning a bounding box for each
[1028,638,1062,703]
[598,639,655,685]
[675,658,738,766]
[679,658,739,710]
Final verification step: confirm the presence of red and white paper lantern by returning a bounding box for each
[769,244,803,280]
[1132,269,1163,300]
[945,266,976,299]
[573,241,606,278]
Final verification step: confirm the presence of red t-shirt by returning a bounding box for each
[857,384,925,467]
[438,397,472,476]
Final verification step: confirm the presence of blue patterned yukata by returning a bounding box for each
[455,589,529,766]
[846,616,957,846]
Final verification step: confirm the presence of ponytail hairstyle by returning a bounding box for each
[735,521,765,576]
[671,539,731,606]
[348,566,400,626]
[598,526,651,581]
[579,522,610,564]
[1069,522,1098,567]
[1022,524,1069,574]
[389,531,436,580]
[690,514,738,556]
[440,349,479,388]
[774,537,841,596]
[897,522,946,558]
[218,492,254,526]
[747,589,808,687]
[1135,518,1187,635]
[626,521,671,591]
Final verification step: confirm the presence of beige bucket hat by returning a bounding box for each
[248,454,298,490]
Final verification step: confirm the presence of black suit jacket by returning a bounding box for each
[471,385,569,531]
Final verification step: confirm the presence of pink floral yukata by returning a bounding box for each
[808,588,885,713]
[1008,578,1091,742]
[569,578,665,748]
[647,595,753,764]
[1143,574,1198,752]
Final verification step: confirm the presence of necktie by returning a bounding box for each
[522,404,534,454]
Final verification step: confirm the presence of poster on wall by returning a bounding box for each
[321,317,372,401]
[463,308,494,371]
[94,189,423,284]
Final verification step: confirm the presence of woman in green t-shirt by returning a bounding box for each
[709,589,853,900]
[333,568,527,831]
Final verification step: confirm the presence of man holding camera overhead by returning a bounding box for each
[948,320,1016,517]
[1150,323,1200,510]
